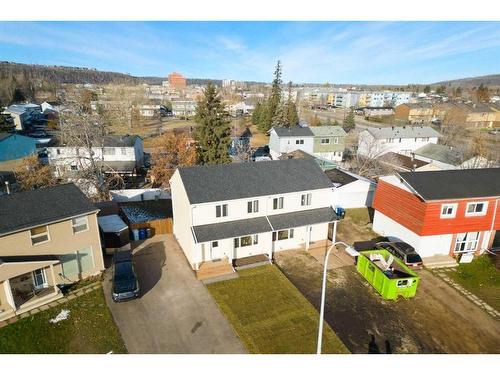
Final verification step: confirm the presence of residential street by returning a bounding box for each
[274,249,500,354]
[103,235,246,354]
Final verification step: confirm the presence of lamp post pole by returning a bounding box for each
[317,240,352,354]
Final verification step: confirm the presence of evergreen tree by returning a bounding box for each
[343,109,355,133]
[193,83,232,165]
[260,61,283,132]
[423,85,431,94]
[252,101,263,125]
[285,81,299,127]
[333,119,339,126]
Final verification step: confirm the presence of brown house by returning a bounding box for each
[394,103,434,124]
[0,183,105,322]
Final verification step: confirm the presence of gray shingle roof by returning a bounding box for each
[365,126,441,139]
[272,126,314,137]
[267,207,337,231]
[398,168,500,200]
[309,126,346,137]
[0,183,97,236]
[192,217,271,243]
[324,168,358,186]
[177,159,333,204]
[414,143,461,165]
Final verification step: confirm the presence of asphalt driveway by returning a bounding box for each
[103,235,246,353]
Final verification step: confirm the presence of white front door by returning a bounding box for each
[210,241,222,260]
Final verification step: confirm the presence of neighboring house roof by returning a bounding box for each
[324,168,358,186]
[272,126,314,137]
[267,207,337,231]
[0,183,97,236]
[47,134,141,148]
[120,199,173,224]
[365,126,441,139]
[398,168,500,200]
[309,126,346,137]
[0,133,13,142]
[278,149,316,160]
[231,126,252,138]
[177,158,333,204]
[414,143,462,166]
[192,217,271,243]
[378,152,429,171]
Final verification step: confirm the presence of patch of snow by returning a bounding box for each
[49,309,70,324]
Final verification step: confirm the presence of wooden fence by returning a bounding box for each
[129,218,173,235]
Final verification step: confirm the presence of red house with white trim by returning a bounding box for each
[372,168,500,258]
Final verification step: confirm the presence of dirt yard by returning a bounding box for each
[274,249,500,353]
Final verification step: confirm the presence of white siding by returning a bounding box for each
[357,130,439,157]
[331,180,375,209]
[268,128,314,159]
[170,170,195,266]
[191,188,333,226]
[372,210,453,257]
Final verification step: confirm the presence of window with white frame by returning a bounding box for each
[321,138,330,144]
[295,139,304,145]
[465,201,488,216]
[273,197,284,210]
[211,241,218,248]
[387,138,394,143]
[273,228,294,241]
[253,234,258,245]
[421,137,429,142]
[247,200,259,213]
[240,236,252,247]
[32,268,47,289]
[121,147,127,155]
[103,147,116,155]
[301,193,312,206]
[72,215,89,233]
[216,204,228,218]
[454,232,480,253]
[440,203,457,218]
[30,226,49,245]
[334,137,339,144]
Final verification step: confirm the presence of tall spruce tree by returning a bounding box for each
[285,81,299,127]
[342,109,355,133]
[193,83,232,165]
[258,61,283,132]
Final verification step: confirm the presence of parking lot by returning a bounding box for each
[103,235,246,354]
[274,249,500,353]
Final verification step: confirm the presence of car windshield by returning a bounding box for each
[114,261,135,282]
[406,253,422,263]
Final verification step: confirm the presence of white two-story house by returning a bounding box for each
[47,135,144,178]
[269,126,346,162]
[357,126,441,159]
[170,159,338,276]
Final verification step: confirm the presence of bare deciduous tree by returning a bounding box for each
[57,106,124,201]
[14,155,57,191]
[149,132,197,188]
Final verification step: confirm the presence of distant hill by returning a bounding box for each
[432,74,500,88]
[0,61,149,85]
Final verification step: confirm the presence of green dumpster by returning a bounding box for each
[356,249,419,300]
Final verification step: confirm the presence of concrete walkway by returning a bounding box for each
[433,269,500,319]
[103,235,247,354]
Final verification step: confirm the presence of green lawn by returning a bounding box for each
[207,265,349,354]
[0,288,127,354]
[442,255,500,311]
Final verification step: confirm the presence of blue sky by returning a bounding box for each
[0,21,499,84]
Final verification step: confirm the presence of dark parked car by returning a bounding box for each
[112,251,140,302]
[375,241,423,269]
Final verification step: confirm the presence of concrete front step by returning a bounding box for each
[423,255,458,269]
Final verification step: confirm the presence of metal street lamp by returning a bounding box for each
[317,240,355,354]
